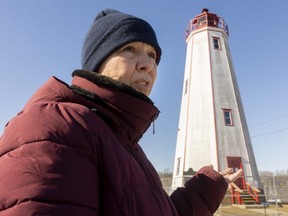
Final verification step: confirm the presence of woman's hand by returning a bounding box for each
[209,165,243,184]
[220,167,243,184]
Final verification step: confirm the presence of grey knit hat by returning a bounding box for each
[81,9,162,72]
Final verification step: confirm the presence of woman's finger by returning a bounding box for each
[219,168,233,176]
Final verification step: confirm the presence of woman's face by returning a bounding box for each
[98,42,158,96]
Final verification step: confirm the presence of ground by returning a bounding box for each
[215,204,288,216]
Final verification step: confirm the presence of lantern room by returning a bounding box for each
[185,8,229,38]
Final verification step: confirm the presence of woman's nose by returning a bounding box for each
[136,53,155,72]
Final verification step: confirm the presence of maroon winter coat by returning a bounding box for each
[0,70,228,215]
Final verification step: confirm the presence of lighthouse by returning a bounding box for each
[171,9,261,196]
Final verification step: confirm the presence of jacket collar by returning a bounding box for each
[71,70,160,146]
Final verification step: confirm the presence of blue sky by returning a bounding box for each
[1,0,287,174]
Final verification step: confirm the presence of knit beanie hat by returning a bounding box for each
[81,9,162,72]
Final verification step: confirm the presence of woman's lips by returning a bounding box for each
[132,79,151,95]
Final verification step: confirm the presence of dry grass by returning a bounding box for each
[269,204,288,213]
[214,204,288,216]
[217,206,264,216]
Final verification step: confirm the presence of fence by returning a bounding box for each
[160,176,288,216]
[215,193,288,216]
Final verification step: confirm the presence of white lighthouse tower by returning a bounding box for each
[171,9,261,196]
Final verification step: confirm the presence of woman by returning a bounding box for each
[0,9,242,215]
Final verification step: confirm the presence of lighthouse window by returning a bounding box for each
[198,16,207,26]
[176,158,181,175]
[223,109,233,126]
[213,37,221,50]
[184,79,188,95]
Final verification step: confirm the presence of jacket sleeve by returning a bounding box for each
[0,104,101,215]
[170,166,228,216]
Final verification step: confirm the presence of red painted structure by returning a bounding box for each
[185,8,229,38]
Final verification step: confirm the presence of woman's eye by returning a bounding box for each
[122,46,135,52]
[148,52,156,60]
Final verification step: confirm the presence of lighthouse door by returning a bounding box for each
[227,157,245,189]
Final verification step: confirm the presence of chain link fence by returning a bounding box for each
[160,173,288,216]
[215,194,288,216]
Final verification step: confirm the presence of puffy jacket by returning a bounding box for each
[0,70,227,216]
